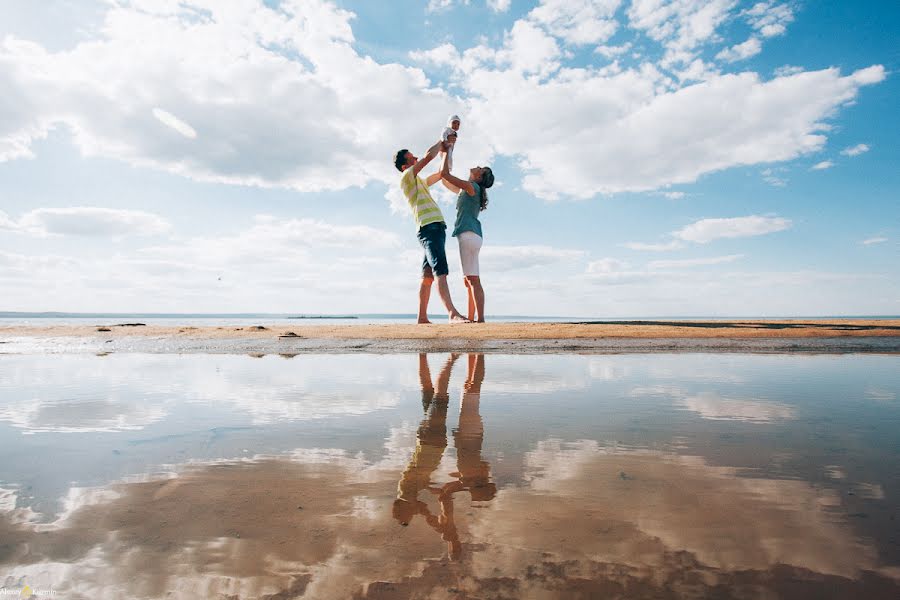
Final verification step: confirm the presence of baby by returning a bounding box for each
[441,114,461,170]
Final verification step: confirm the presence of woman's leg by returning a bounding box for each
[466,275,485,322]
[463,277,475,321]
[458,231,485,322]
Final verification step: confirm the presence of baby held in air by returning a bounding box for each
[441,114,461,169]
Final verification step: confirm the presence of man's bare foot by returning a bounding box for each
[449,314,471,324]
[417,319,432,324]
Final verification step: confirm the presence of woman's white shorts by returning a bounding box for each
[457,231,483,276]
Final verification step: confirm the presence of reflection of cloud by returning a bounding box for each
[0,397,168,434]
[629,385,795,423]
[678,392,795,423]
[853,483,885,500]
[824,465,847,480]
[0,355,406,434]
[3,437,898,598]
[866,387,896,403]
[480,439,880,580]
[0,486,18,512]
[587,358,629,381]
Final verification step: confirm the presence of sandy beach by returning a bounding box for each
[2,319,898,354]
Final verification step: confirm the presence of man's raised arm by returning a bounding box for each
[412,140,445,176]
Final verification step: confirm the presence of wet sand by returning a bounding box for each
[2,319,899,354]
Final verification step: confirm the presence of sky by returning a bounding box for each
[0,0,897,317]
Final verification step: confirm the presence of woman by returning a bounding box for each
[439,149,494,323]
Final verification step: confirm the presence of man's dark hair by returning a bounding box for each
[394,149,408,172]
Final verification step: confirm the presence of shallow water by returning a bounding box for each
[1,352,898,599]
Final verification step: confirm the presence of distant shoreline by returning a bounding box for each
[1,320,898,355]
[1,312,898,320]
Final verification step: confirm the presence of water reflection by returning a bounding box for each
[0,352,897,598]
[394,354,495,559]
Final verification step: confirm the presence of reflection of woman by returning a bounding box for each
[440,151,494,323]
[451,353,495,502]
[439,353,496,559]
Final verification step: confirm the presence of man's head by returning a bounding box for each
[394,148,415,172]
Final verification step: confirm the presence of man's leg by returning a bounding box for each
[435,275,467,323]
[421,224,468,323]
[418,275,433,324]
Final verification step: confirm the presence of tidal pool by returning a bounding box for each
[0,352,898,599]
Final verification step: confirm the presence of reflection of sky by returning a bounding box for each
[0,352,898,597]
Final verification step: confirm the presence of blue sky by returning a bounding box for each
[0,0,897,316]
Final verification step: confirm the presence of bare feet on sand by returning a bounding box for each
[417,319,433,325]
[449,314,471,324]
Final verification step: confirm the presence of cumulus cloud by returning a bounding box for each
[715,37,761,62]
[742,1,795,38]
[626,216,790,252]
[469,65,882,200]
[7,207,170,237]
[673,215,792,243]
[487,0,511,13]
[0,0,888,206]
[528,0,622,46]
[152,107,197,139]
[0,0,465,194]
[841,143,870,157]
[627,0,737,66]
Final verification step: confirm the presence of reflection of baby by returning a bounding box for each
[441,114,461,170]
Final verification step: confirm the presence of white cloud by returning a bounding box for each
[661,191,685,199]
[742,1,794,38]
[648,254,743,269]
[487,0,511,13]
[841,143,870,157]
[0,0,888,207]
[0,0,464,194]
[673,215,792,243]
[811,160,833,170]
[622,240,684,251]
[586,257,628,273]
[861,236,887,246]
[528,0,622,46]
[715,37,761,62]
[9,207,171,237]
[481,245,586,271]
[761,167,787,187]
[627,0,738,66]
[465,64,883,200]
[152,107,197,139]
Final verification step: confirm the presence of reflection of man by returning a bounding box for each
[393,354,457,527]
[393,353,495,560]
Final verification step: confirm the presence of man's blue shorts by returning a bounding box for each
[417,222,449,277]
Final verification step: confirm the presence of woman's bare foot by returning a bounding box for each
[417,319,432,324]
[449,314,471,324]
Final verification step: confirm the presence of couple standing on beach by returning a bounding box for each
[395,115,495,324]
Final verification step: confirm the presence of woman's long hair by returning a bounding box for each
[478,167,494,212]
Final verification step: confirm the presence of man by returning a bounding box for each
[394,140,468,324]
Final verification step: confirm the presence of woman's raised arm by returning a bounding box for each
[440,151,475,196]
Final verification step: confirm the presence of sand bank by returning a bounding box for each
[1,319,898,354]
